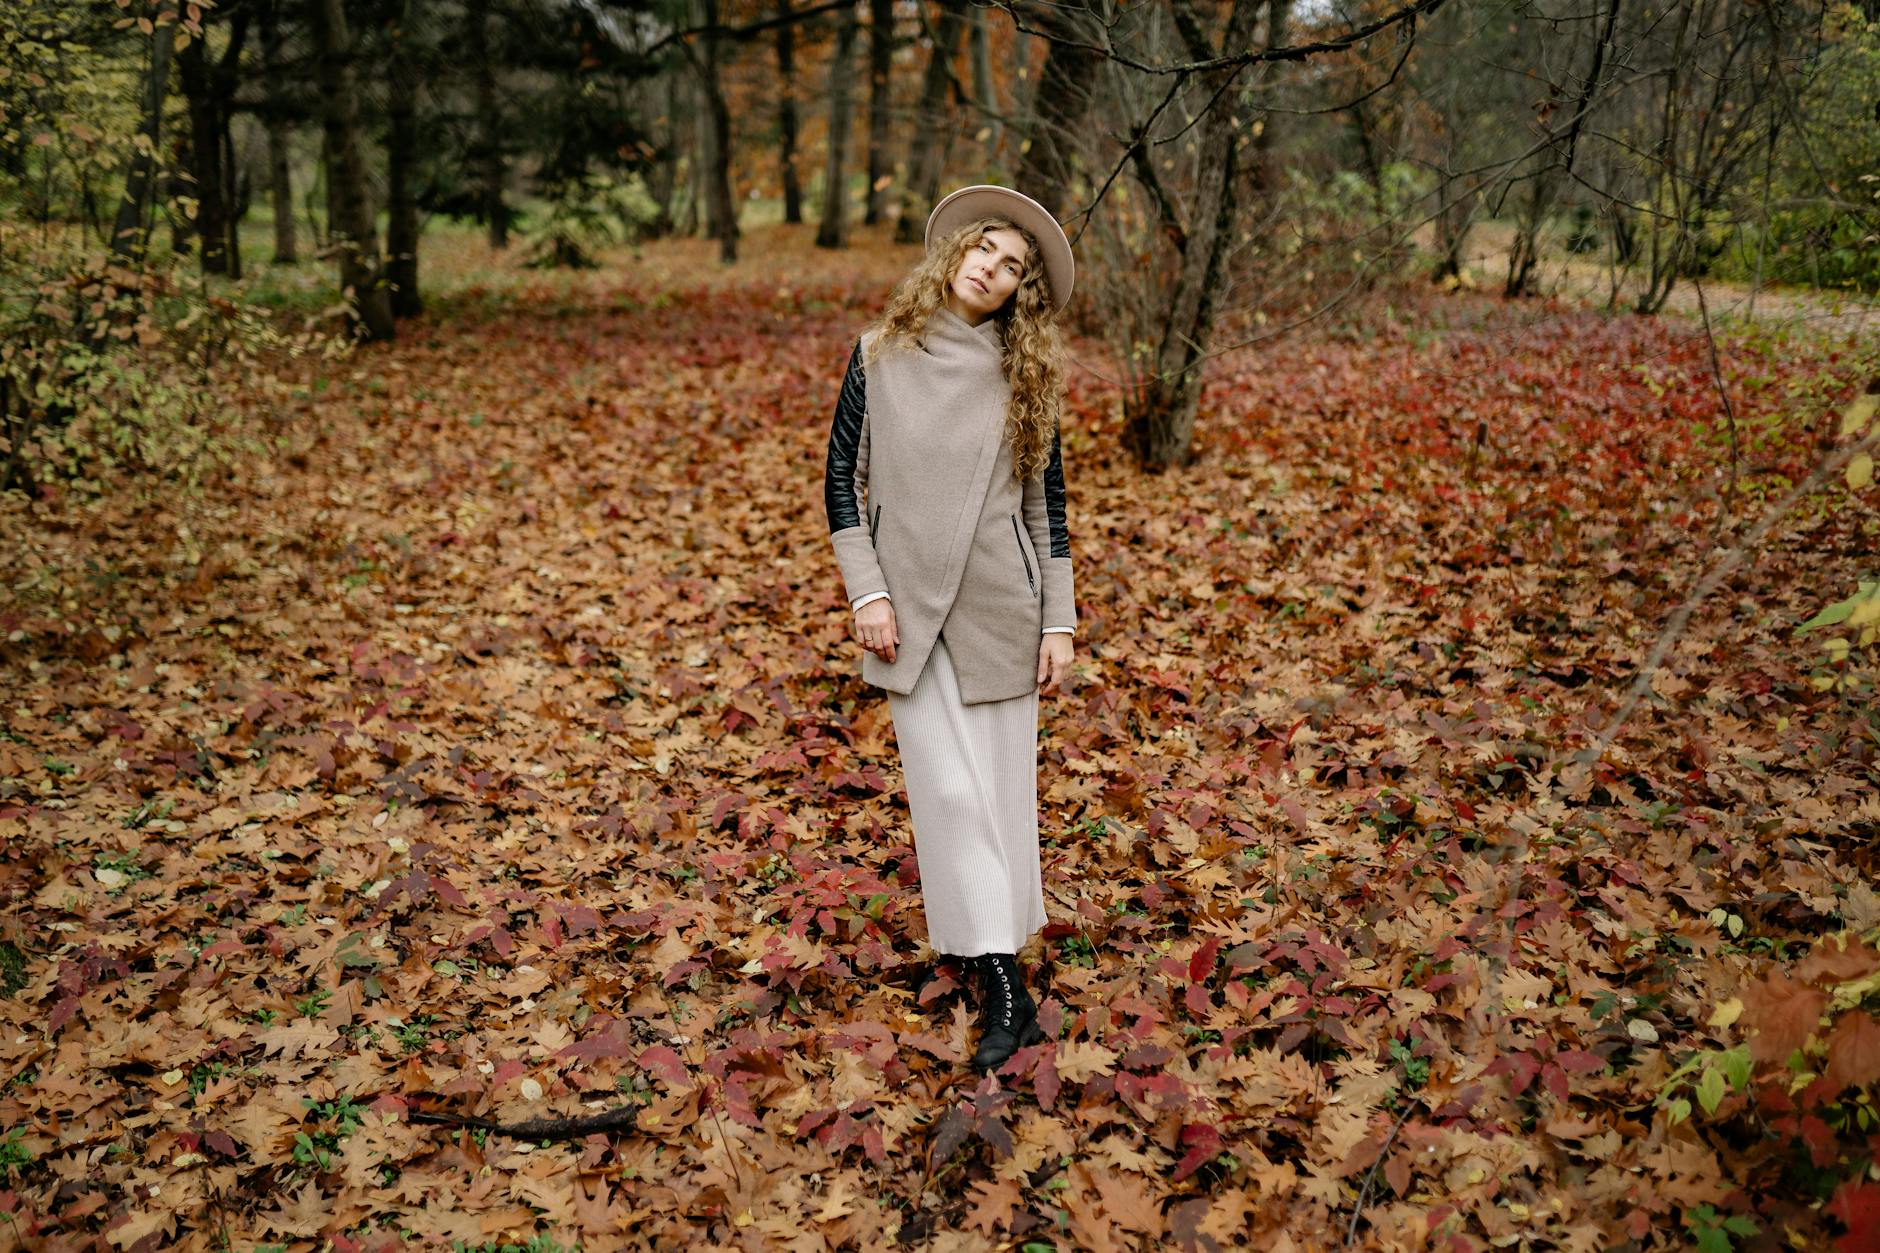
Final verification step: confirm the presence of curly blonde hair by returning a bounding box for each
[865,217,1065,484]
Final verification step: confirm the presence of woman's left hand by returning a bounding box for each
[1037,633,1074,692]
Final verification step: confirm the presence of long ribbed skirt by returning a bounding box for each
[887,633,1047,957]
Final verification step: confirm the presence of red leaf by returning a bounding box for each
[1034,1048,1060,1113]
[47,995,79,1034]
[638,1045,689,1086]
[1554,1049,1605,1073]
[1828,1180,1880,1253]
[556,1029,635,1062]
[1485,1052,1540,1095]
[1189,937,1221,984]
[1171,1123,1223,1182]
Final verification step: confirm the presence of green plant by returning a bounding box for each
[1389,1036,1431,1090]
[0,1126,33,1176]
[390,1015,435,1054]
[0,942,26,996]
[519,172,660,270]
[293,1094,367,1172]
[1657,1045,1753,1124]
[1683,1204,1758,1253]
[1056,932,1098,969]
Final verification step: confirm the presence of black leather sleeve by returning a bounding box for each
[823,340,867,533]
[1042,422,1069,557]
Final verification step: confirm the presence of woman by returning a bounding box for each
[822,184,1078,1075]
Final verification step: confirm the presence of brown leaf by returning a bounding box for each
[1738,973,1828,1065]
[1793,934,1880,986]
[1824,1012,1880,1091]
[961,1177,1022,1237]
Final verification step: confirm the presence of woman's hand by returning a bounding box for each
[854,599,899,662]
[1037,633,1074,691]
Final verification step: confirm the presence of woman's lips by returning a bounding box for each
[970,278,987,294]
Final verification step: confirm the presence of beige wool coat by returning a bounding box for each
[824,305,1076,703]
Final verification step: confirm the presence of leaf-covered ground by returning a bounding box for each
[2,228,1877,1252]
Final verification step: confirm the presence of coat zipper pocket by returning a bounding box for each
[871,503,881,541]
[1011,515,1035,594]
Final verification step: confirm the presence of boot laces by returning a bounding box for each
[982,958,1016,1030]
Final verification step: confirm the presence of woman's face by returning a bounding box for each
[947,227,1029,324]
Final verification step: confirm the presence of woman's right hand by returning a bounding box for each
[854,599,899,662]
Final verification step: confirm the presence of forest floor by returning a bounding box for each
[1429,217,1880,339]
[1,224,1878,1252]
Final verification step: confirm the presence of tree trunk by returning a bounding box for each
[110,3,180,266]
[1008,17,1034,140]
[1431,178,1475,282]
[1122,0,1278,470]
[221,111,242,279]
[1012,0,1100,218]
[260,0,297,264]
[647,68,681,237]
[893,0,967,244]
[178,39,229,273]
[1506,0,1623,296]
[467,0,507,249]
[700,0,738,262]
[175,9,249,276]
[689,79,710,236]
[865,0,893,225]
[310,0,396,340]
[677,69,701,238]
[775,0,803,224]
[815,1,859,249]
[385,0,422,316]
[969,6,1000,164]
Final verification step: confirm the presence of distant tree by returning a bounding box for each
[698,0,739,261]
[893,0,966,244]
[774,0,804,224]
[465,0,508,249]
[257,0,298,264]
[816,1,859,248]
[110,2,182,266]
[176,0,249,276]
[310,0,395,339]
[865,0,894,225]
[1011,0,1100,218]
[382,0,423,315]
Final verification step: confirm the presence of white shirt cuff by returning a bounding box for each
[1042,626,1074,635]
[851,591,892,612]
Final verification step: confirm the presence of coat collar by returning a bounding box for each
[934,302,1005,352]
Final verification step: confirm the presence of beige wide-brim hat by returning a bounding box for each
[925,184,1075,314]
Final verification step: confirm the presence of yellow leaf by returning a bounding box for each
[1709,997,1744,1029]
[1054,1041,1118,1083]
[1840,393,1877,437]
[1849,453,1874,491]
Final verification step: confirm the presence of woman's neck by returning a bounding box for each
[943,291,991,328]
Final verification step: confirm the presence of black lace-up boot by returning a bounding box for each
[969,953,1044,1073]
